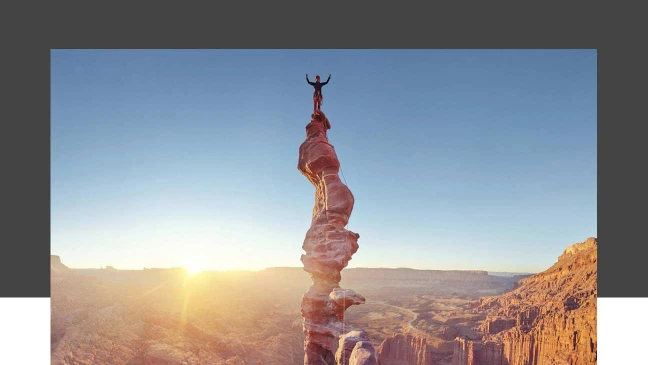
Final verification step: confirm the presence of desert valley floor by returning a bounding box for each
[51,237,596,365]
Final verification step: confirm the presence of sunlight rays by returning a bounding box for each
[183,256,209,276]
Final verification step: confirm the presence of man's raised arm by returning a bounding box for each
[321,74,331,86]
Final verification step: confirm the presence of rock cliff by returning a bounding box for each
[298,110,379,365]
[379,334,455,365]
[453,237,597,365]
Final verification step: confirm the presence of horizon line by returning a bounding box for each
[61,264,536,274]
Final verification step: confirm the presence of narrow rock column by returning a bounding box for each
[297,111,372,365]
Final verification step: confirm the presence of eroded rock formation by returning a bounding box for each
[348,341,380,365]
[298,111,378,365]
[336,330,379,365]
[453,237,598,365]
[379,334,455,365]
[453,338,505,365]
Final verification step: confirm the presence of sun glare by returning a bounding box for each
[186,265,203,275]
[183,259,207,275]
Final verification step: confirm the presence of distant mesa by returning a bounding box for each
[143,267,187,272]
[50,255,73,276]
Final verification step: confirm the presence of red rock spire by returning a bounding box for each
[298,111,378,365]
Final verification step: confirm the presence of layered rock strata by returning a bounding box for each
[379,334,455,365]
[453,338,504,365]
[453,237,598,365]
[298,111,377,365]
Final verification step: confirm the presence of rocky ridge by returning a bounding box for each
[453,237,598,365]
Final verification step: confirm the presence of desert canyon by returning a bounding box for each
[50,113,597,365]
[51,234,596,364]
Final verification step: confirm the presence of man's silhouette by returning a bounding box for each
[306,73,331,111]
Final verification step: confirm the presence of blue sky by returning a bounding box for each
[51,49,596,273]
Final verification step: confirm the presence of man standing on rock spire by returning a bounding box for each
[306,73,331,111]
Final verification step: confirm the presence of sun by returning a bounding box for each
[185,264,204,275]
[183,258,207,275]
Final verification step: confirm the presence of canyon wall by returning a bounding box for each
[453,237,598,365]
[379,334,455,365]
